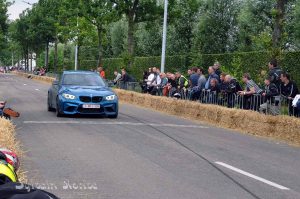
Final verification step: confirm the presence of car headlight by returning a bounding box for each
[62,93,76,100]
[106,95,116,101]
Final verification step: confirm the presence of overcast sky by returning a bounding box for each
[7,0,38,20]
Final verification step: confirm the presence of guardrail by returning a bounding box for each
[117,82,299,118]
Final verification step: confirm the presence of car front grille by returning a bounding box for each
[79,96,103,103]
[79,96,91,103]
[92,96,103,103]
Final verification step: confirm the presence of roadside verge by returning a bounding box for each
[12,71,300,146]
[0,118,26,181]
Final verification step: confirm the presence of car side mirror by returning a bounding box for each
[52,80,59,86]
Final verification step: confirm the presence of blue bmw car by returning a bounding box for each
[47,71,118,118]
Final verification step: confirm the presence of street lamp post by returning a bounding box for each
[161,0,168,73]
[74,17,79,71]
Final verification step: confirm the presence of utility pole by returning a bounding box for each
[160,0,168,73]
[75,17,79,71]
[11,52,14,68]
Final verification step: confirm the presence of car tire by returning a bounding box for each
[56,99,63,117]
[47,95,54,112]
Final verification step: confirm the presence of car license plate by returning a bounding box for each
[83,104,100,109]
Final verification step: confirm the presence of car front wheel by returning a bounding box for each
[56,98,63,117]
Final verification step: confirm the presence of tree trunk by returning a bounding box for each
[54,38,58,74]
[97,27,103,68]
[63,43,66,71]
[272,0,287,48]
[45,42,49,70]
[127,13,135,67]
[30,52,33,72]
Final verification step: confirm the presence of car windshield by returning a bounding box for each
[62,73,106,86]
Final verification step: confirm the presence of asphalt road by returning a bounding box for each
[1,73,300,199]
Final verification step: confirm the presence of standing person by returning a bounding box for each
[190,68,206,100]
[213,62,222,77]
[187,69,192,78]
[207,78,220,104]
[149,67,161,95]
[120,68,129,89]
[160,73,169,96]
[98,66,106,79]
[259,77,280,115]
[219,73,228,93]
[167,74,178,97]
[175,72,188,90]
[238,73,263,110]
[268,59,282,89]
[205,66,220,90]
[141,70,150,93]
[224,75,242,108]
[189,67,199,88]
[280,72,299,117]
[113,70,122,85]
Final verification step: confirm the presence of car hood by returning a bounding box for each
[60,86,115,96]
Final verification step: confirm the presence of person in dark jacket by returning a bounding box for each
[224,75,243,108]
[119,69,130,89]
[268,59,282,89]
[259,77,280,115]
[213,62,222,77]
[205,78,220,104]
[280,72,299,117]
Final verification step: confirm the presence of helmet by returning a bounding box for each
[0,160,18,185]
[0,101,5,109]
[0,148,20,171]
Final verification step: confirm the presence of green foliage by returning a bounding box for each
[94,51,300,88]
[192,0,241,54]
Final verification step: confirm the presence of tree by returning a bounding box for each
[272,0,288,48]
[193,0,240,54]
[80,0,116,67]
[0,0,9,63]
[237,0,273,51]
[111,0,161,66]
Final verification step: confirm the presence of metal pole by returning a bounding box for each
[75,17,79,71]
[11,52,14,68]
[160,0,168,73]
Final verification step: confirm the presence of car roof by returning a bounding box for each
[63,70,97,75]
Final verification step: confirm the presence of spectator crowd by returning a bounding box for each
[113,59,300,117]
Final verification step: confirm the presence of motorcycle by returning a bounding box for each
[0,101,20,120]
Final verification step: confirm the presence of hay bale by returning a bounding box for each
[0,118,26,181]
[114,89,300,146]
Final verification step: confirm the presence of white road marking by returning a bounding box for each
[23,121,209,129]
[35,89,40,91]
[215,161,290,190]
[23,84,27,86]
